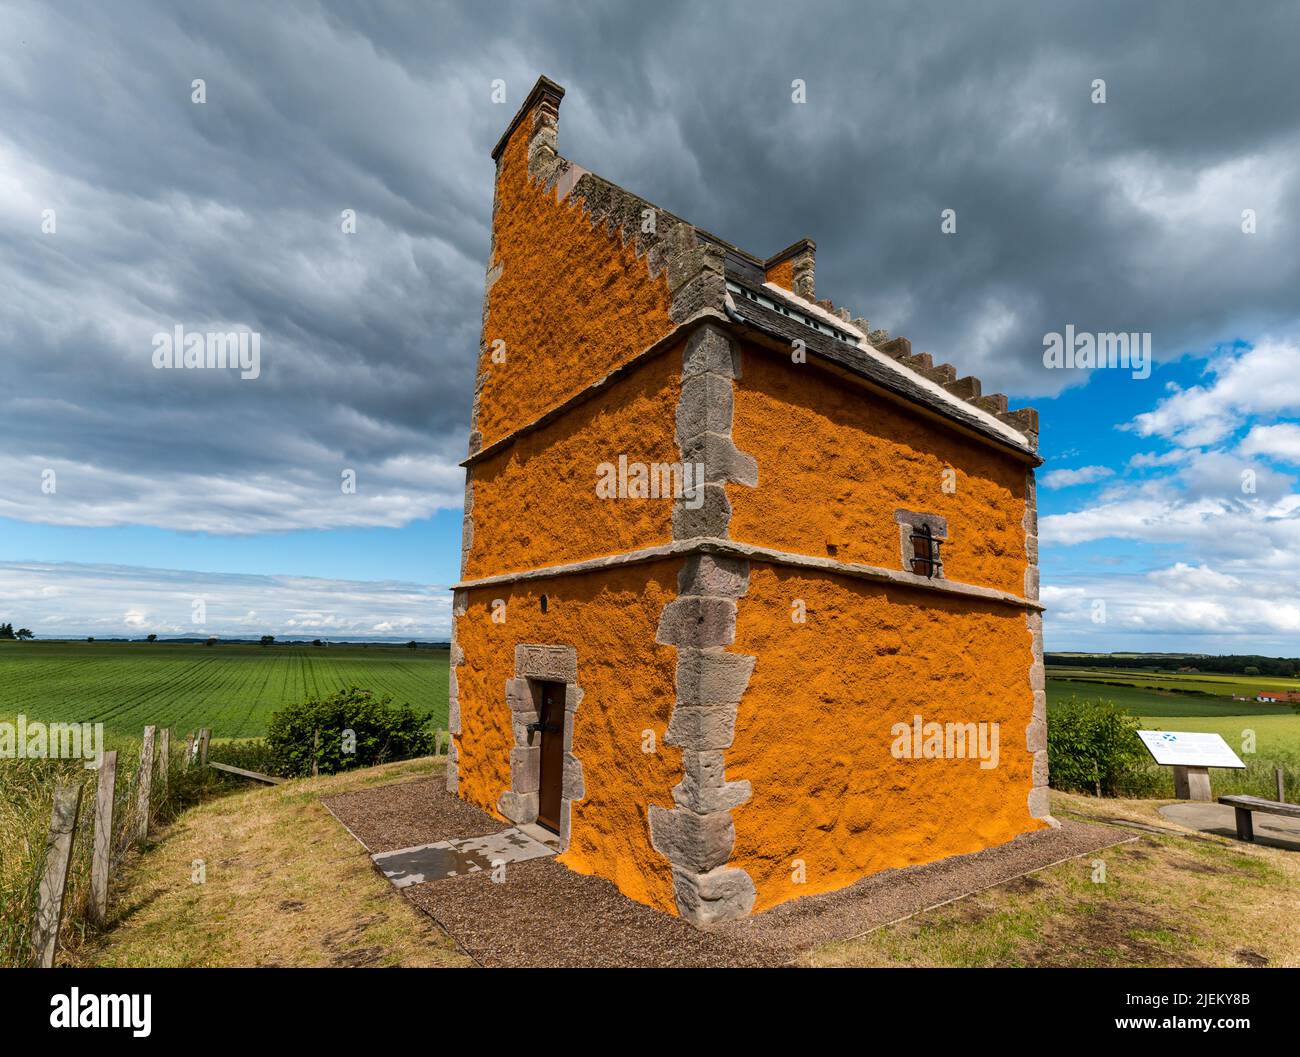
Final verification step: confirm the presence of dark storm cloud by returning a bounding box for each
[2,0,1297,531]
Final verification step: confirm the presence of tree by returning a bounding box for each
[406,640,418,650]
[205,637,217,647]
[0,622,13,640]
[15,628,33,640]
[312,639,323,647]
[146,633,158,643]
[260,635,275,646]
[86,637,95,643]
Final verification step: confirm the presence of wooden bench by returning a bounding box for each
[1218,794,1300,842]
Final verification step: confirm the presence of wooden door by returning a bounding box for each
[535,681,564,833]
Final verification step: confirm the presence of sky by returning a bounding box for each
[1,0,1297,650]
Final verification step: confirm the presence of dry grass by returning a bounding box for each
[807,790,1300,968]
[72,757,469,968]
[75,774,1300,970]
[1,736,234,967]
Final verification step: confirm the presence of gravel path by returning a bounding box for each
[323,777,507,853]
[325,778,1131,967]
[716,820,1133,952]
[406,858,788,967]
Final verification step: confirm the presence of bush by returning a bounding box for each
[265,686,435,777]
[1048,696,1159,797]
[206,738,279,776]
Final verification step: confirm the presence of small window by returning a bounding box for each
[896,510,947,579]
[540,594,549,614]
[909,523,943,578]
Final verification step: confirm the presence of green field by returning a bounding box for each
[1047,668,1300,758]
[1046,678,1283,717]
[1048,664,1300,701]
[0,641,449,738]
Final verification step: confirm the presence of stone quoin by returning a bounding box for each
[448,76,1052,927]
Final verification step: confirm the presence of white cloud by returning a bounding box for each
[1046,346,1300,630]
[1043,344,1300,651]
[0,562,453,639]
[1240,422,1300,464]
[1046,563,1300,640]
[1146,562,1241,594]
[1128,448,1197,469]
[1128,339,1300,447]
[1178,449,1295,501]
[1039,584,1087,606]
[1041,465,1114,489]
[1041,490,1300,559]
[0,451,464,534]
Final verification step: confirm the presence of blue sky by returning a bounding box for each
[2,2,1297,648]
[0,511,463,585]
[1035,339,1300,654]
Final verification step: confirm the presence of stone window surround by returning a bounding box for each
[496,644,586,852]
[895,509,948,579]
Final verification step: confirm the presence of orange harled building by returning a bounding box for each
[448,76,1052,926]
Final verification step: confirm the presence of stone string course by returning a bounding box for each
[453,536,1044,612]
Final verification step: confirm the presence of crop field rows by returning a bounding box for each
[1047,666,1300,759]
[1048,665,1300,700]
[0,642,450,738]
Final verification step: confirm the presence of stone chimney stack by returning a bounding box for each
[490,75,565,180]
[763,238,816,300]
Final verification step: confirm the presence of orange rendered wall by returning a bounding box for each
[728,349,1030,595]
[463,349,681,581]
[453,561,683,913]
[477,118,675,449]
[764,258,795,291]
[727,562,1042,912]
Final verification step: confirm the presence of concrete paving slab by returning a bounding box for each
[1159,802,1300,852]
[515,821,562,851]
[372,827,555,888]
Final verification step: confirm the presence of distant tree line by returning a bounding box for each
[1046,653,1298,678]
[0,622,33,640]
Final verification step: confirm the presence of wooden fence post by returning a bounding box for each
[158,728,170,799]
[33,781,84,967]
[311,728,320,777]
[136,726,155,843]
[90,750,118,926]
[184,732,195,772]
[198,728,210,768]
[1278,767,1287,803]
